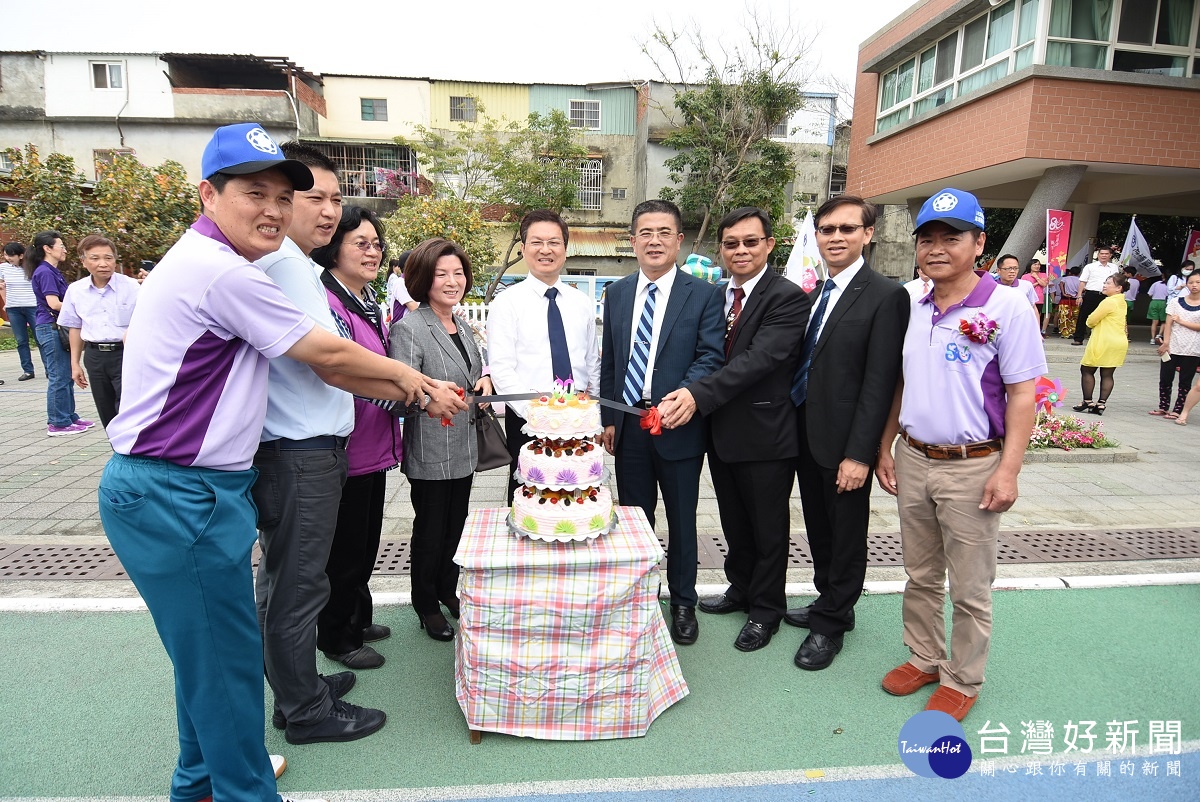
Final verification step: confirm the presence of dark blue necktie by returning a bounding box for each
[790,279,836,407]
[545,287,573,384]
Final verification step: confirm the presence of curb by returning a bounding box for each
[1023,444,1139,463]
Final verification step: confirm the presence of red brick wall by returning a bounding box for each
[850,77,1200,197]
[294,79,327,119]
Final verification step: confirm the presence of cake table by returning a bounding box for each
[453,505,689,741]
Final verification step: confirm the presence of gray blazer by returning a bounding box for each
[389,305,482,480]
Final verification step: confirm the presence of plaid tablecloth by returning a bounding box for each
[453,506,689,740]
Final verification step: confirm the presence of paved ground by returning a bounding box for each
[1,325,1198,800]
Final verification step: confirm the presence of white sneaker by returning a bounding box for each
[270,753,286,779]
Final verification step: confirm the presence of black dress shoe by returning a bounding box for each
[323,645,384,669]
[361,624,391,642]
[734,619,779,652]
[698,593,749,615]
[284,699,386,745]
[18,373,35,381]
[783,605,855,631]
[273,671,357,729]
[418,611,454,641]
[794,632,844,671]
[669,605,698,645]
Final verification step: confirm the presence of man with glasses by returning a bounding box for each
[782,196,909,672]
[487,209,601,497]
[660,207,810,652]
[599,200,724,644]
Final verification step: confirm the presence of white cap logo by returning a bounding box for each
[245,127,278,155]
[931,192,959,213]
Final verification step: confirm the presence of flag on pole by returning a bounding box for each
[1182,230,1200,266]
[1120,216,1161,277]
[784,211,823,292]
[1045,209,1072,283]
[1068,242,1091,270]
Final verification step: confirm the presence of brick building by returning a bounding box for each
[849,0,1200,268]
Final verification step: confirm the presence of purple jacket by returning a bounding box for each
[324,281,403,476]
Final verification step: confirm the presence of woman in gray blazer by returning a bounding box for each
[389,238,491,641]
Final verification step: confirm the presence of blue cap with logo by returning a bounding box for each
[200,123,314,190]
[914,188,985,234]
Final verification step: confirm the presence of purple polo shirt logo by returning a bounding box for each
[945,342,972,363]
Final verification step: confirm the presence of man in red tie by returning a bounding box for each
[660,207,810,652]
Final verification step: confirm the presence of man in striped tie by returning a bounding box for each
[600,200,725,644]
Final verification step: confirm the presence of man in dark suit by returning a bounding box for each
[660,207,810,652]
[785,196,910,671]
[601,200,725,645]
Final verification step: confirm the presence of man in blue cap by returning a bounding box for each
[98,123,464,802]
[874,188,1045,721]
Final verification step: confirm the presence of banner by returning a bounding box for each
[1183,230,1200,267]
[1045,209,1072,283]
[784,211,823,292]
[1121,216,1161,277]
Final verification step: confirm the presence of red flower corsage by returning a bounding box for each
[959,313,999,345]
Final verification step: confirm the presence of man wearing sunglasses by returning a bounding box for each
[783,196,909,672]
[660,207,810,653]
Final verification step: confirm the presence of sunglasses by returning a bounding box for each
[816,224,866,236]
[720,237,766,251]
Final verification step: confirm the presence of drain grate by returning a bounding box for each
[2,527,1198,579]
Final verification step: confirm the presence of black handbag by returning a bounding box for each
[475,406,511,473]
[53,321,70,351]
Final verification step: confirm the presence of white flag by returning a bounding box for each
[1121,217,1161,277]
[785,211,823,292]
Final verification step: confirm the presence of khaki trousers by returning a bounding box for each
[894,440,1001,697]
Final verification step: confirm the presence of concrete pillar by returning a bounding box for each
[1068,204,1100,264]
[995,165,1088,266]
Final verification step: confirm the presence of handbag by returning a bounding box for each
[475,406,511,473]
[53,321,70,351]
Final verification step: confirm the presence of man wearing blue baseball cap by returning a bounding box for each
[873,188,1046,721]
[97,123,464,802]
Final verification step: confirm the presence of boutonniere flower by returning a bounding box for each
[959,313,999,345]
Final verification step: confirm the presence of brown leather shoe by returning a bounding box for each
[925,685,978,721]
[882,662,940,695]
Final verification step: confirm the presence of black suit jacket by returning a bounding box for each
[800,264,910,468]
[689,268,811,463]
[601,269,725,460]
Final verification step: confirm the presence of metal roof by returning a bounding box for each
[566,229,635,258]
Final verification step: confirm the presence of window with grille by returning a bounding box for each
[576,159,603,210]
[306,142,417,199]
[360,98,388,121]
[450,96,477,122]
[569,100,601,130]
[91,61,123,89]
[611,188,627,200]
[829,167,847,197]
[93,149,135,178]
[771,119,789,138]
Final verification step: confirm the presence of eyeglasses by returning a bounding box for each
[816,224,866,236]
[350,240,383,253]
[635,229,677,242]
[526,239,565,250]
[720,237,766,251]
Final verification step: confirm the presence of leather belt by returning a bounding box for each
[85,342,123,351]
[258,435,348,452]
[629,399,654,409]
[899,430,1002,460]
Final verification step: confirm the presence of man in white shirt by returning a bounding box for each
[58,234,140,427]
[1073,246,1116,345]
[487,209,601,496]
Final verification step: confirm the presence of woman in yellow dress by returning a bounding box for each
[1073,272,1129,415]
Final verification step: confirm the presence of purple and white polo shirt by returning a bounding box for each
[898,276,1047,446]
[106,217,314,470]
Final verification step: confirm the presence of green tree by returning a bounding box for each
[91,154,199,266]
[644,15,814,251]
[382,196,500,298]
[0,145,89,254]
[400,109,587,300]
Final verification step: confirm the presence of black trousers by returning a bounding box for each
[505,410,534,498]
[708,452,794,626]
[408,475,473,615]
[317,469,386,655]
[795,408,869,637]
[1074,290,1104,343]
[82,345,123,427]
[1159,354,1200,413]
[615,416,702,607]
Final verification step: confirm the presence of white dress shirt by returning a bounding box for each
[904,276,931,301]
[1079,261,1114,293]
[486,275,600,418]
[805,258,863,343]
[628,268,678,401]
[725,264,771,316]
